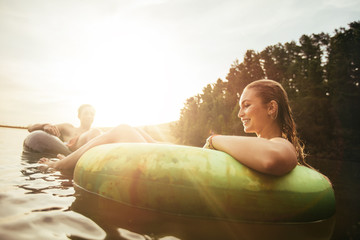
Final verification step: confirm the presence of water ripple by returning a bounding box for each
[0,211,106,240]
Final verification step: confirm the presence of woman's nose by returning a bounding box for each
[238,108,243,118]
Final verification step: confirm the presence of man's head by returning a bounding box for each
[78,104,95,129]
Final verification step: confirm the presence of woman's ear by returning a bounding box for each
[268,100,278,120]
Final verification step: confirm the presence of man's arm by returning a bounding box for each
[28,123,48,132]
[28,123,61,137]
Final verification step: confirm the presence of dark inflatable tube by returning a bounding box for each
[23,130,71,155]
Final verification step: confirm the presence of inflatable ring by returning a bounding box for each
[74,143,335,224]
[23,130,71,155]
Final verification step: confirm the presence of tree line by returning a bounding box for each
[171,21,360,161]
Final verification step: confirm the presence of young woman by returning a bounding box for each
[39,79,306,176]
[204,79,305,176]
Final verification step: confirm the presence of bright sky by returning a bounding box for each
[0,0,359,127]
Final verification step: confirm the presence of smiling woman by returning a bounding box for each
[206,79,306,176]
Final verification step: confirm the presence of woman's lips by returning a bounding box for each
[242,118,250,125]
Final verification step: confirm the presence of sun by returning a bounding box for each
[62,18,181,127]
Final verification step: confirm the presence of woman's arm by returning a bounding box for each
[211,135,298,176]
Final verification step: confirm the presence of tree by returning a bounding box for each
[172,21,360,161]
[326,21,360,159]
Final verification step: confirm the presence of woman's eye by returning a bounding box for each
[240,102,250,110]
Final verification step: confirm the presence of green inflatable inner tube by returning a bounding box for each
[73,143,335,223]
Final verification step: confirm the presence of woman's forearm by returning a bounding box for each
[211,135,297,176]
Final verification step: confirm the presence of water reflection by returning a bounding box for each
[71,185,335,240]
[0,208,106,240]
[0,155,104,240]
[308,158,360,240]
[21,150,57,163]
[0,168,105,240]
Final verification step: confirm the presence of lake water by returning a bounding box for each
[0,127,359,239]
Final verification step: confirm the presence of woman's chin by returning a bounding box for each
[243,127,253,134]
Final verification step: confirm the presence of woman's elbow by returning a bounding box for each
[262,155,297,176]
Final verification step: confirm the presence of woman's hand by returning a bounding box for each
[203,135,218,149]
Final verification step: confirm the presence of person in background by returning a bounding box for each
[39,80,306,176]
[28,104,101,152]
[38,124,156,170]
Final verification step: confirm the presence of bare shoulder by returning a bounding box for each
[56,123,76,132]
[270,137,294,147]
[270,137,297,162]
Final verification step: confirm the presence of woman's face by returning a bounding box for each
[238,88,271,135]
